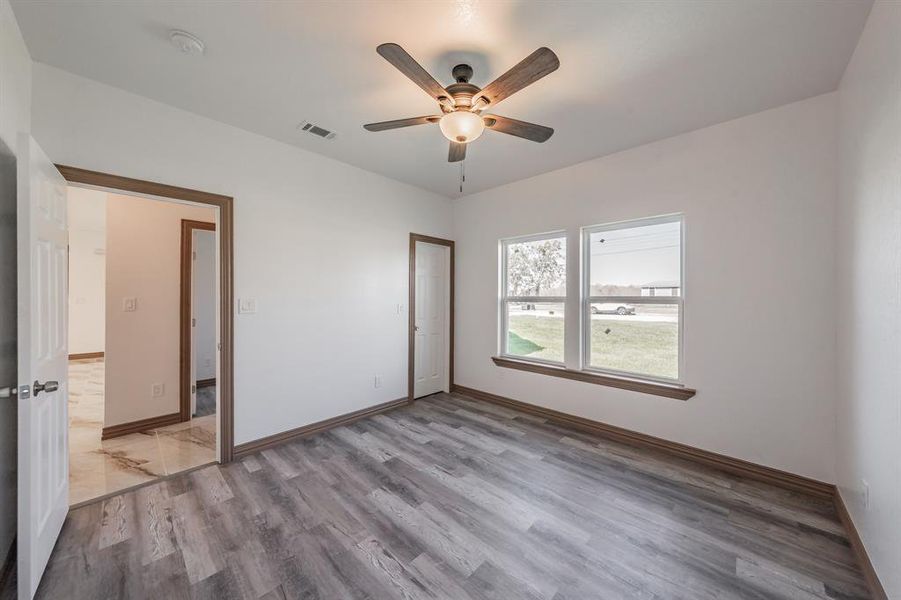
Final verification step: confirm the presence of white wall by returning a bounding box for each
[0,0,30,569]
[105,193,215,427]
[31,63,453,444]
[454,93,838,482]
[67,186,105,355]
[192,229,216,382]
[0,0,29,151]
[835,1,901,597]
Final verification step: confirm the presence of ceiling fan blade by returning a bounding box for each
[448,141,466,162]
[363,116,442,132]
[483,115,554,143]
[474,47,559,108]
[377,43,451,103]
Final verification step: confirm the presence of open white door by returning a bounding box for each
[413,241,449,399]
[17,135,68,599]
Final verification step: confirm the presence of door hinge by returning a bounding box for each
[192,318,196,327]
[191,384,196,393]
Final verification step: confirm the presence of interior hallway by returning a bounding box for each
[68,358,216,505]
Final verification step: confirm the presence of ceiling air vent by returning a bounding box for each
[297,121,336,140]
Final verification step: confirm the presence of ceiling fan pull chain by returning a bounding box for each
[460,162,465,193]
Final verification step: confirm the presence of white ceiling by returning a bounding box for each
[12,0,872,198]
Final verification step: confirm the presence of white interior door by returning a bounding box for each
[413,241,448,399]
[17,135,69,599]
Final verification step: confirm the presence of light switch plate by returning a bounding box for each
[123,297,137,312]
[238,297,257,314]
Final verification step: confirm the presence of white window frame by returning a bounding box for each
[580,214,685,384]
[498,231,567,366]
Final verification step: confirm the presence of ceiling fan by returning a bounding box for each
[364,43,559,162]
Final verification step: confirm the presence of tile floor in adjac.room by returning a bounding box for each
[68,358,217,505]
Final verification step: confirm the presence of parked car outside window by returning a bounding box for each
[590,303,635,315]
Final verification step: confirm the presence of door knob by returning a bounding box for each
[33,380,58,396]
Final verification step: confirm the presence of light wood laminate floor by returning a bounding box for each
[31,392,869,599]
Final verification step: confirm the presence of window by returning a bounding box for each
[495,215,690,397]
[583,215,682,381]
[500,233,566,364]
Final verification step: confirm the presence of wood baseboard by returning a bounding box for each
[196,378,216,388]
[101,412,182,440]
[69,351,104,360]
[834,490,888,600]
[234,397,409,458]
[451,384,835,498]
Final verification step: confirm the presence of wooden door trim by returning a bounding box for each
[408,233,455,403]
[180,219,215,423]
[68,351,104,361]
[56,165,236,463]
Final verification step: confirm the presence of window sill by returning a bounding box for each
[490,356,696,400]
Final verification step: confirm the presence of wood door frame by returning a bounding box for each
[180,219,215,423]
[408,233,455,402]
[56,165,236,463]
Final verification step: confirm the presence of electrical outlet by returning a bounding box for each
[862,480,870,510]
[123,297,137,312]
[151,383,164,398]
[374,375,382,388]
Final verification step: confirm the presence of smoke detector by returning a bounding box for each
[169,30,205,55]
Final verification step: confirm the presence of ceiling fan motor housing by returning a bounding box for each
[446,82,481,110]
[447,64,482,110]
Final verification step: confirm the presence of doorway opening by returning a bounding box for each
[181,219,217,423]
[60,166,234,506]
[408,233,455,401]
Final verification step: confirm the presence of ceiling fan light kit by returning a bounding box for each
[364,43,559,163]
[439,110,484,143]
